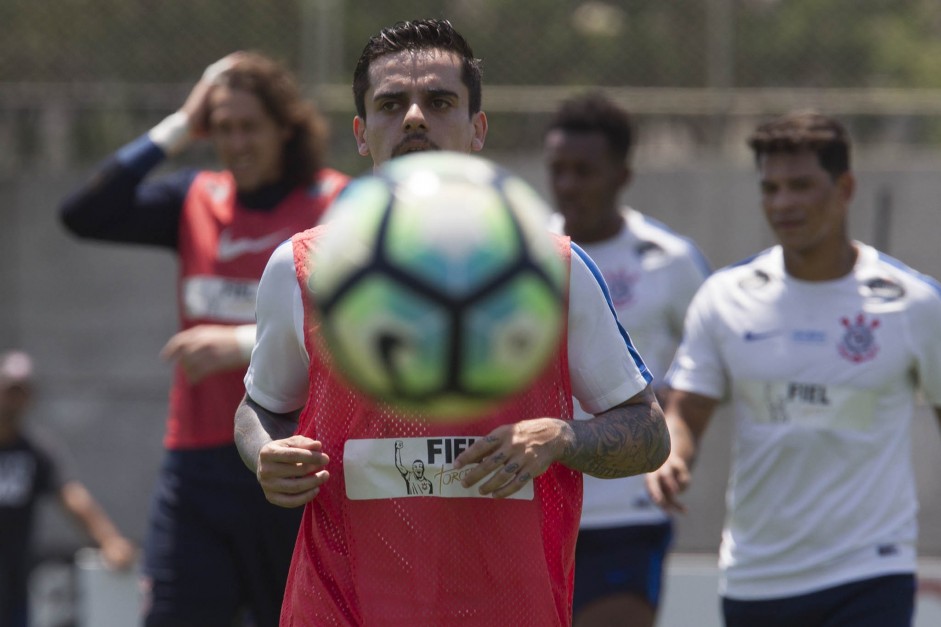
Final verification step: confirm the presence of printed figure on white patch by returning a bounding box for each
[395,440,433,495]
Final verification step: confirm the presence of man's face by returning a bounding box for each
[544,129,629,244]
[208,86,289,192]
[412,460,425,478]
[353,49,487,167]
[758,149,853,255]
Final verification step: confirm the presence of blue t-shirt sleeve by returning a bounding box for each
[59,134,197,249]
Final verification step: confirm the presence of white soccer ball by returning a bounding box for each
[308,152,566,421]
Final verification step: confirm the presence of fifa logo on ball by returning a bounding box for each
[307,152,566,421]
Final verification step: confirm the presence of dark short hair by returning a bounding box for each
[545,91,634,164]
[352,19,482,119]
[207,52,329,187]
[748,110,851,179]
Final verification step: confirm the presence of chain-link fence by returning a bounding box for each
[6,0,941,173]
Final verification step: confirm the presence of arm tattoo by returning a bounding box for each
[562,399,670,479]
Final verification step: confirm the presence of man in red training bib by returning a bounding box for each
[235,19,670,627]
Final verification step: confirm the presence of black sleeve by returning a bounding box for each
[59,136,198,250]
[26,428,73,494]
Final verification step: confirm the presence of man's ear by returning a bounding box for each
[471,111,488,152]
[353,116,370,157]
[619,166,633,190]
[837,171,855,203]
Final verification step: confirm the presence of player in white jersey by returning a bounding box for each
[647,110,941,627]
[544,92,710,627]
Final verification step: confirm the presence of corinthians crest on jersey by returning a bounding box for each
[837,313,880,363]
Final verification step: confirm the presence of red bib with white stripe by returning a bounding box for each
[166,169,348,449]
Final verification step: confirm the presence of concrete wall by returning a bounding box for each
[4,157,940,562]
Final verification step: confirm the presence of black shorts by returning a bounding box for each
[573,521,673,613]
[142,444,303,627]
[722,573,916,627]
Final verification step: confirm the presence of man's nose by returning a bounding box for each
[226,127,251,151]
[402,103,428,131]
[766,189,793,212]
[553,170,579,196]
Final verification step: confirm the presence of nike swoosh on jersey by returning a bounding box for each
[217,230,289,262]
[743,330,782,342]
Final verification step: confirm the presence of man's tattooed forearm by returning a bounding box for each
[563,401,670,478]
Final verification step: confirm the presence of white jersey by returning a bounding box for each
[550,208,710,528]
[667,242,941,599]
[246,238,651,423]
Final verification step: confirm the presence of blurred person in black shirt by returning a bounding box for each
[0,350,135,627]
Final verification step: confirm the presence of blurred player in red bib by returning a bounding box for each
[60,52,348,627]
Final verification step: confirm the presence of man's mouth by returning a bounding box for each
[773,218,804,230]
[557,203,582,219]
[393,136,438,156]
[229,158,255,174]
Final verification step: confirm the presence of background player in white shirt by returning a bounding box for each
[647,110,941,627]
[544,92,710,627]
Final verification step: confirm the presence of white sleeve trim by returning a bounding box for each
[147,111,192,157]
[233,324,256,362]
[567,251,649,415]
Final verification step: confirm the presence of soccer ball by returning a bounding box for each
[307,152,566,421]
